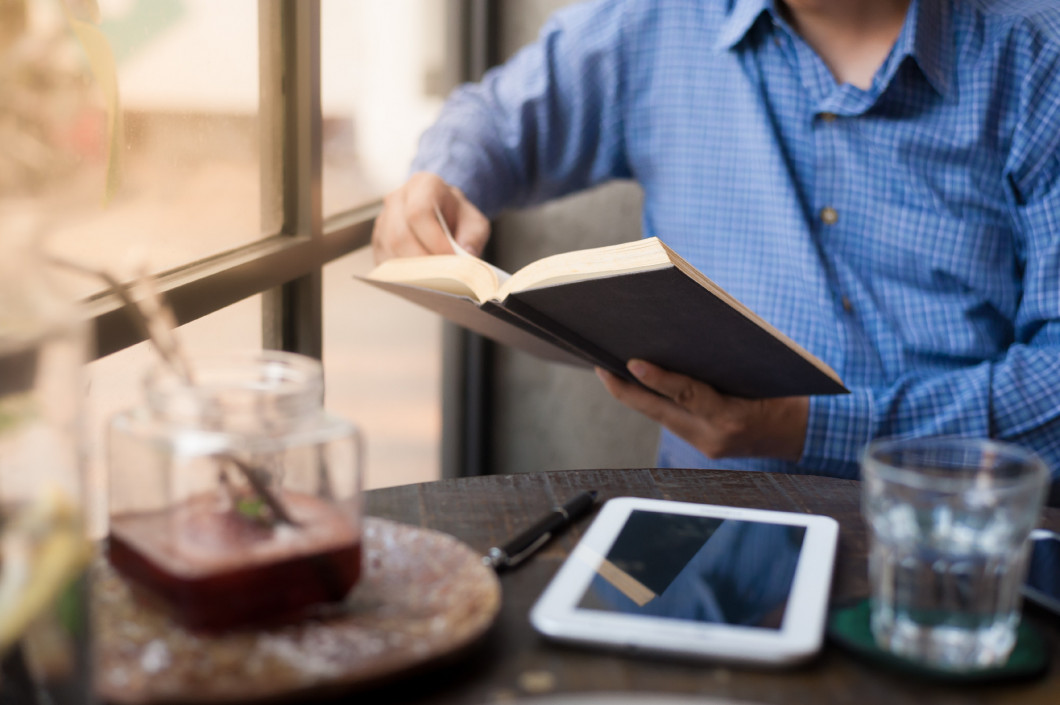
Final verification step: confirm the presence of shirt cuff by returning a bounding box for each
[799,390,875,479]
[409,128,510,218]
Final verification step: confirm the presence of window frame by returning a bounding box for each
[83,0,491,482]
[84,0,376,361]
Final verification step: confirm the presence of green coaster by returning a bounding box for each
[827,599,1049,683]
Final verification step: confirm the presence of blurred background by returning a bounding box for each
[0,0,449,520]
[1,0,660,541]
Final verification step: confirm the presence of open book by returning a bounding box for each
[359,237,847,398]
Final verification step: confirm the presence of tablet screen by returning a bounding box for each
[576,510,806,630]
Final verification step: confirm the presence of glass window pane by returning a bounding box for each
[320,0,450,215]
[321,1,447,487]
[323,249,441,490]
[1,0,264,299]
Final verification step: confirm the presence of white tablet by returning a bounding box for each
[529,497,839,666]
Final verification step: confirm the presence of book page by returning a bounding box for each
[495,238,672,301]
[366,255,501,303]
[435,205,511,286]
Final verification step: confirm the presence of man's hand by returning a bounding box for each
[596,359,809,462]
[371,172,491,263]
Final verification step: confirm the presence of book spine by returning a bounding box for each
[497,296,635,383]
[479,302,596,367]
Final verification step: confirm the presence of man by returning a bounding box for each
[371,0,1060,480]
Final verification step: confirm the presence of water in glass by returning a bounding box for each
[862,438,1048,671]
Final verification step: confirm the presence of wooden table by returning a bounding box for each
[342,468,1060,705]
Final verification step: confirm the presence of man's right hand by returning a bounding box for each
[371,172,491,264]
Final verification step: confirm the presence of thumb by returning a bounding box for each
[452,196,491,257]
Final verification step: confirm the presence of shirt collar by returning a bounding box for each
[713,0,773,53]
[713,0,954,99]
[903,0,953,98]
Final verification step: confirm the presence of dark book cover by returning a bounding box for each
[503,266,847,398]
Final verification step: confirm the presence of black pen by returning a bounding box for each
[484,490,599,572]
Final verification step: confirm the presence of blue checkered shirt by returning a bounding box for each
[411,0,1060,480]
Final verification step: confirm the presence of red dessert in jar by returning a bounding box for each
[107,490,360,631]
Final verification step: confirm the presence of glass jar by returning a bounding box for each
[107,350,364,631]
[0,213,93,704]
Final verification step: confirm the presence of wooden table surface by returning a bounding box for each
[334,468,1060,705]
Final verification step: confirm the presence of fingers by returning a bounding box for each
[598,360,810,462]
[624,359,732,445]
[626,359,724,412]
[379,173,451,260]
[595,367,670,420]
[371,172,491,263]
[595,366,706,444]
[597,361,802,461]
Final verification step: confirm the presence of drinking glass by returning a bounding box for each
[107,350,364,631]
[861,437,1049,670]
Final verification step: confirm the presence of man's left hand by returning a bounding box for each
[595,359,809,462]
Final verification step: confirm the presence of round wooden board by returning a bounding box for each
[95,517,502,704]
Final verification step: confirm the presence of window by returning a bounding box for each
[319,0,454,489]
[4,0,266,295]
[320,0,452,216]
[0,1,462,534]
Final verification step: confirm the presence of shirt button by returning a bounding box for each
[842,297,853,312]
[820,112,838,123]
[820,207,838,225]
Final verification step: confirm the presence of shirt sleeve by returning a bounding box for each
[409,0,634,218]
[801,41,1060,481]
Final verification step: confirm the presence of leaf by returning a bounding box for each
[236,497,267,521]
